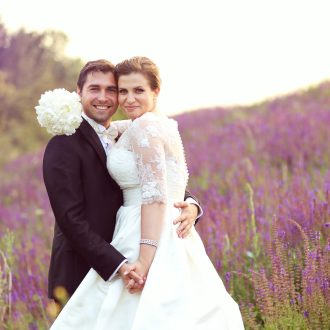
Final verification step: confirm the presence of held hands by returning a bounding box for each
[118,262,144,293]
[173,201,198,238]
[127,259,150,293]
[118,260,150,294]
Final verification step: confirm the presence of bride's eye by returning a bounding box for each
[135,88,144,94]
[118,89,127,95]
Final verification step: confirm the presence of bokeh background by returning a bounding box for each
[0,0,330,329]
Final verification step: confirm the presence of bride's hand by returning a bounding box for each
[133,259,150,277]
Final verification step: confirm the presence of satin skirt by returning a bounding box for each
[50,204,244,330]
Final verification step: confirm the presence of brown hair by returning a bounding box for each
[77,59,115,90]
[115,56,161,90]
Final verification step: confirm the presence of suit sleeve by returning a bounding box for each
[184,190,199,204]
[43,137,125,281]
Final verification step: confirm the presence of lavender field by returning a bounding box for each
[1,82,330,329]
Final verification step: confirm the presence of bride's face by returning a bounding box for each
[118,72,159,120]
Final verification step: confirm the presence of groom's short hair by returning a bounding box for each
[77,59,116,91]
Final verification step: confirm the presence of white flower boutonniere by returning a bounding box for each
[35,88,83,136]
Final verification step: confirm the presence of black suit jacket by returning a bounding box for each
[43,119,198,299]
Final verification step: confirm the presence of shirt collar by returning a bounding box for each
[82,112,107,133]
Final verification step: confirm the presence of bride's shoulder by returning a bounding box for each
[128,112,181,146]
[132,112,177,131]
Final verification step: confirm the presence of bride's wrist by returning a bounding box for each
[138,256,153,270]
[139,239,157,268]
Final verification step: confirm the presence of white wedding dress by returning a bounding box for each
[50,112,244,330]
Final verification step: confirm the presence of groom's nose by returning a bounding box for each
[97,90,108,102]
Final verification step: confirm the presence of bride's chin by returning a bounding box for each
[125,113,135,120]
[124,112,138,120]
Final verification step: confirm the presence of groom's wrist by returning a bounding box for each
[185,197,203,221]
[108,259,128,281]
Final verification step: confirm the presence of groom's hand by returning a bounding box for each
[118,263,144,291]
[173,201,198,238]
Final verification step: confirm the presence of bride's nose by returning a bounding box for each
[126,92,135,103]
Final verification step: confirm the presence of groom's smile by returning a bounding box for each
[94,105,110,110]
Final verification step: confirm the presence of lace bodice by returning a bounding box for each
[107,112,189,205]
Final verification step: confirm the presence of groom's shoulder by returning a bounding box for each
[45,130,81,154]
[47,131,79,144]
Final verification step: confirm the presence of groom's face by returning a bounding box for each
[78,71,118,128]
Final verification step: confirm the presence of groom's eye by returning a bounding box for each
[108,87,117,93]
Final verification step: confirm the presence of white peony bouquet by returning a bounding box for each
[35,88,83,136]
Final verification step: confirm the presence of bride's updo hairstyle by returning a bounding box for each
[115,56,161,91]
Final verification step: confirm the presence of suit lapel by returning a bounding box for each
[78,119,107,168]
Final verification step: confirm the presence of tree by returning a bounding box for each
[0,22,83,165]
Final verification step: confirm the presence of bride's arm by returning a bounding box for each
[137,202,166,272]
[128,118,168,279]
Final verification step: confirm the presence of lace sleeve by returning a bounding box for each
[130,116,167,205]
[111,119,132,135]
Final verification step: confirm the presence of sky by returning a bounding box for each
[1,0,330,115]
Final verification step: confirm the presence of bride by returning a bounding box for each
[50,57,244,329]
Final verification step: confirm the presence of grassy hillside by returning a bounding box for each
[1,82,330,329]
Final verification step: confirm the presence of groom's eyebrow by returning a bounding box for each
[88,84,101,89]
[87,84,117,91]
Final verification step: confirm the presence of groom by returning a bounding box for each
[43,59,201,301]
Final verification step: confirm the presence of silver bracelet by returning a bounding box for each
[140,239,158,247]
